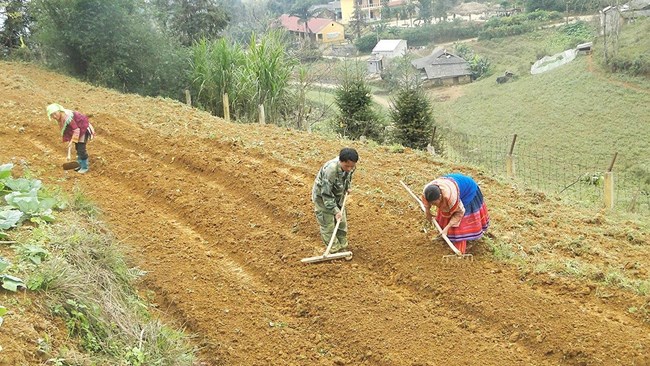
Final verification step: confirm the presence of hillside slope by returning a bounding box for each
[1,62,649,365]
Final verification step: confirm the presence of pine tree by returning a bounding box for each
[390,86,434,150]
[334,67,382,141]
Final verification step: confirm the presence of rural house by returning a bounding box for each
[411,48,472,86]
[277,14,345,44]
[367,39,407,74]
[311,1,343,22]
[340,0,406,24]
[601,0,650,34]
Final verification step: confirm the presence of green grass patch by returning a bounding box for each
[2,185,196,365]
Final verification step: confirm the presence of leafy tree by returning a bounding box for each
[221,0,274,44]
[380,54,420,91]
[390,84,434,150]
[267,0,294,15]
[433,0,453,21]
[524,0,564,12]
[454,43,491,80]
[289,0,324,45]
[348,1,365,39]
[381,0,392,21]
[354,33,377,53]
[417,0,433,25]
[31,0,188,98]
[334,65,383,141]
[169,0,230,46]
[407,0,417,25]
[0,0,32,55]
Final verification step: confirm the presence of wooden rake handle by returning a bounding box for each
[323,193,348,256]
[399,180,462,256]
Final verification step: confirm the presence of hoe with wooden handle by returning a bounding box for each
[399,180,472,260]
[62,144,80,171]
[301,193,353,264]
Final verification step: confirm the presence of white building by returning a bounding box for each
[367,39,407,73]
[372,39,407,59]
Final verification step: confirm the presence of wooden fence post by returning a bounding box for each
[506,134,517,178]
[259,104,266,124]
[184,89,191,106]
[603,152,617,210]
[222,93,230,123]
[427,126,437,155]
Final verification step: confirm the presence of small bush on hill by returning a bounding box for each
[355,34,378,53]
[455,44,492,79]
[334,65,385,141]
[390,85,434,150]
[396,20,481,47]
[479,10,561,40]
[599,17,650,76]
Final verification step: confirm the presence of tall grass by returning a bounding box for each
[190,38,245,117]
[24,210,196,364]
[190,30,297,123]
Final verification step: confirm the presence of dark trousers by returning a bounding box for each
[74,132,90,160]
[75,142,88,160]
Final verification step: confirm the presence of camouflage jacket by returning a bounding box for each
[312,157,354,214]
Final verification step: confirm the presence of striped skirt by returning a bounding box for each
[436,188,490,244]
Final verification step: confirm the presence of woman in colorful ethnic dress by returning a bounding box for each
[46,103,94,174]
[421,173,490,254]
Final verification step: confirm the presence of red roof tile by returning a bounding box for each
[278,14,339,34]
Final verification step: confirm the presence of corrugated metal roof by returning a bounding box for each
[411,48,445,69]
[412,48,470,78]
[424,63,472,79]
[372,39,406,53]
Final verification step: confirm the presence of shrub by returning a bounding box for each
[390,86,434,150]
[355,34,378,53]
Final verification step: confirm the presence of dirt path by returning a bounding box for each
[1,62,649,365]
[587,53,650,95]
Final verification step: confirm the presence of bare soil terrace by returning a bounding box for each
[1,62,649,365]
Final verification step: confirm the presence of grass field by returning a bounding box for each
[429,22,649,212]
[303,21,649,212]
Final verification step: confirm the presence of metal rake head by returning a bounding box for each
[442,253,474,262]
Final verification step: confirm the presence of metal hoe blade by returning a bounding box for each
[301,251,353,264]
[62,161,80,170]
[442,253,474,261]
[62,144,80,170]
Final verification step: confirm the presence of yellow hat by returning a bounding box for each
[46,103,65,120]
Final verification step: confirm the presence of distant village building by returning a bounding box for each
[367,39,407,74]
[340,0,405,24]
[311,1,343,22]
[411,48,472,86]
[277,14,345,44]
[372,39,407,58]
[600,0,650,35]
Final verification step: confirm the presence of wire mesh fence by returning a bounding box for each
[435,126,650,215]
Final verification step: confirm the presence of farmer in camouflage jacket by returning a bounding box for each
[311,148,359,253]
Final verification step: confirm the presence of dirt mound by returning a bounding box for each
[1,62,649,365]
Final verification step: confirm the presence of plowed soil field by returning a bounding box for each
[1,62,649,366]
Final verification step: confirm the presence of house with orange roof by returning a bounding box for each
[278,14,345,44]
